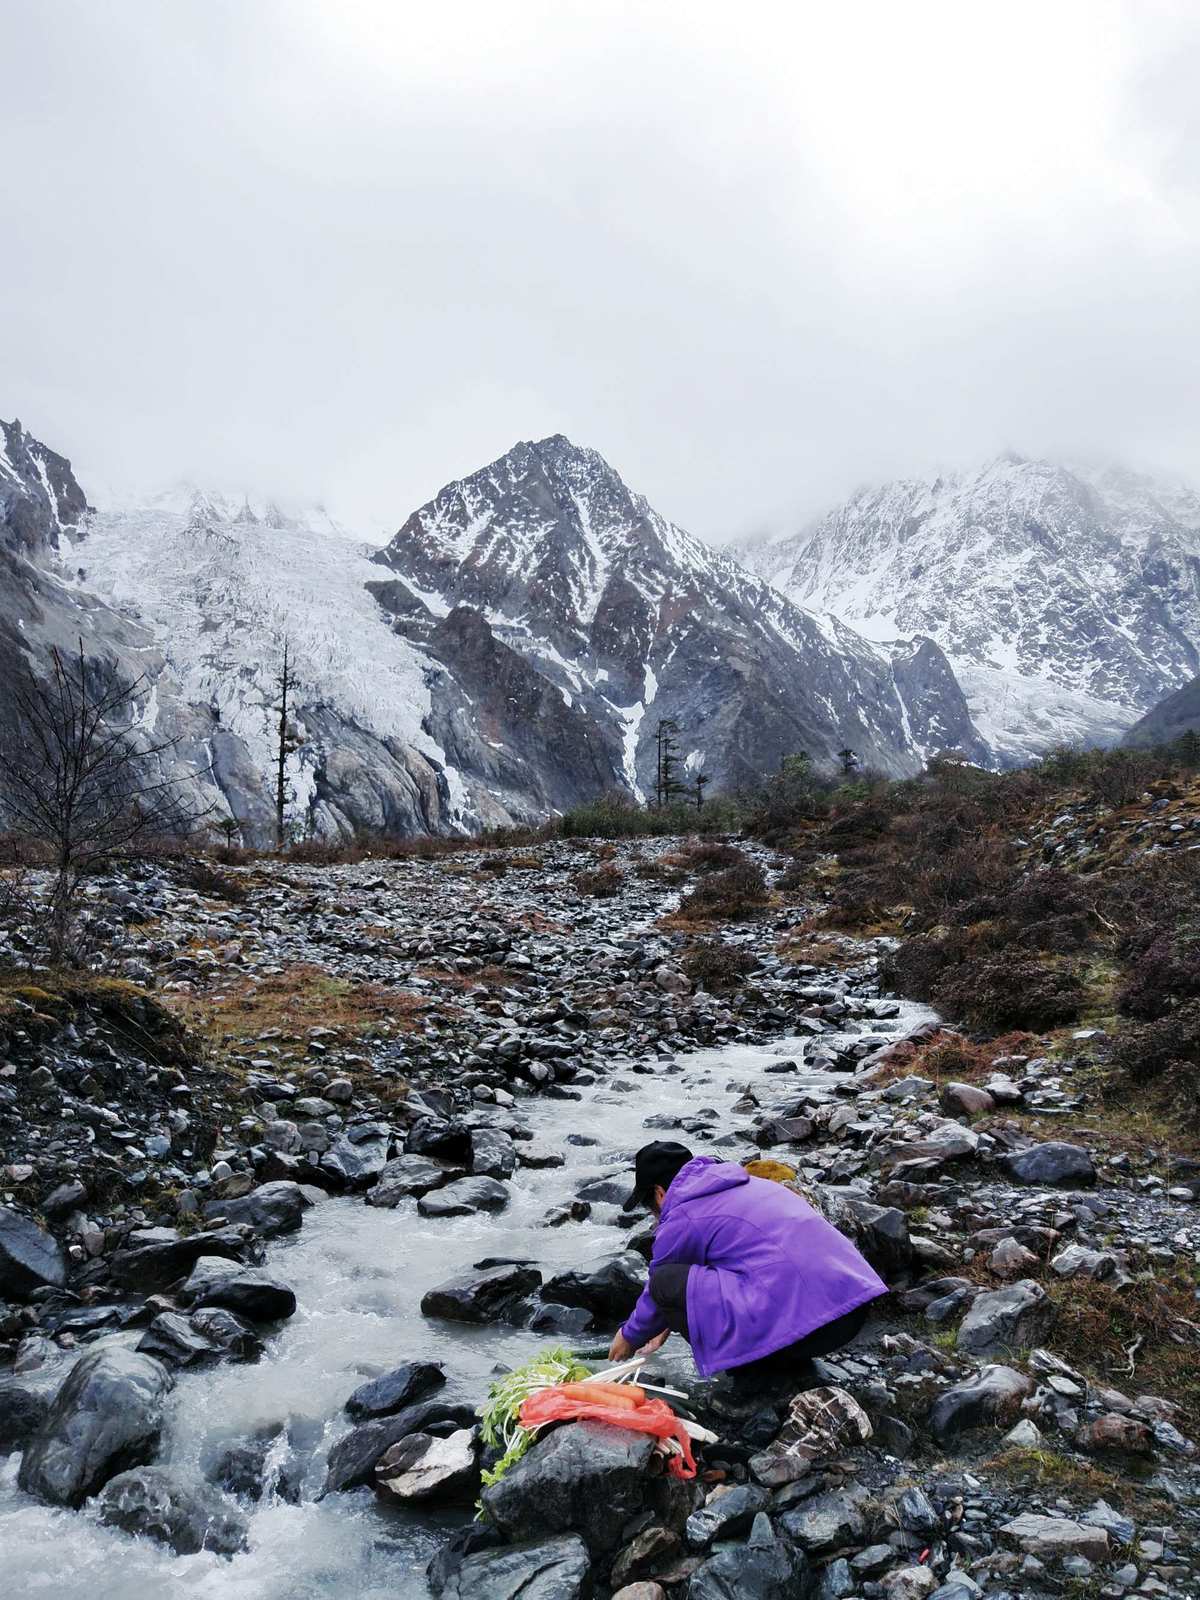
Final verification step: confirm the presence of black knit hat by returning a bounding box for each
[622,1141,694,1212]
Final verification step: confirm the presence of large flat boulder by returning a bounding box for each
[421,1263,540,1325]
[481,1420,656,1554]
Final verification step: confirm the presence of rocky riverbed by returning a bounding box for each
[1,837,1198,1598]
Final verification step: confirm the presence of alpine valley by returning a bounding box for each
[1,425,987,842]
[5,419,1200,841]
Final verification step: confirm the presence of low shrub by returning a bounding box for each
[684,861,770,920]
[683,840,746,872]
[574,864,623,897]
[187,861,248,903]
[1110,1002,1200,1086]
[682,940,756,991]
[936,957,1085,1031]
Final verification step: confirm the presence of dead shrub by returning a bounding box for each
[683,940,756,991]
[684,861,770,920]
[574,864,623,897]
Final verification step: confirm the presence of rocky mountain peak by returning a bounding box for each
[0,418,90,557]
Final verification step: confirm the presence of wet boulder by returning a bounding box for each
[374,1427,479,1503]
[136,1308,263,1367]
[470,1127,517,1180]
[956,1279,1055,1357]
[418,1177,510,1218]
[421,1263,541,1325]
[0,1206,67,1298]
[439,1533,593,1599]
[18,1347,173,1507]
[367,1155,457,1207]
[687,1522,808,1598]
[0,1378,50,1453]
[481,1420,657,1554]
[322,1127,390,1189]
[325,1398,479,1492]
[201,1180,313,1237]
[540,1253,647,1322]
[1001,1141,1096,1187]
[776,1482,870,1553]
[179,1256,297,1321]
[110,1225,251,1292]
[345,1361,445,1420]
[928,1364,1034,1440]
[685,1483,770,1548]
[98,1465,248,1556]
[407,1117,473,1163]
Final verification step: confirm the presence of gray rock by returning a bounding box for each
[201,1180,313,1237]
[136,1309,262,1367]
[18,1347,173,1507]
[441,1534,592,1599]
[956,1279,1056,1356]
[345,1361,445,1420]
[324,1398,478,1492]
[1001,1142,1096,1186]
[406,1117,473,1162]
[367,1155,457,1206]
[179,1256,297,1320]
[110,1225,249,1291]
[481,1420,656,1554]
[776,1482,870,1552]
[0,1379,50,1453]
[421,1263,541,1324]
[685,1483,770,1547]
[98,1465,248,1556]
[687,1532,808,1598]
[470,1127,517,1180]
[540,1252,647,1321]
[374,1427,479,1503]
[998,1513,1109,1561]
[322,1130,389,1189]
[929,1364,1034,1439]
[0,1206,67,1297]
[418,1176,510,1218]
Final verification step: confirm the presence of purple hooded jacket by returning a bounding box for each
[621,1157,887,1375]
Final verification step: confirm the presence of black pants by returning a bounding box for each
[647,1261,871,1377]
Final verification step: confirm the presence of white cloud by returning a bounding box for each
[2,0,1198,539]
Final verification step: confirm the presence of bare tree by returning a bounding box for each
[273,637,306,850]
[0,642,206,963]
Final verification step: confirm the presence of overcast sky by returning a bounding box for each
[3,1,1199,541]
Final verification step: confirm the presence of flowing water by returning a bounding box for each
[0,1007,933,1598]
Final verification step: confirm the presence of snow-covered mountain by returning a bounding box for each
[0,422,988,842]
[742,456,1200,763]
[371,435,990,796]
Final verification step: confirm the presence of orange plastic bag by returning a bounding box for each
[518,1388,698,1479]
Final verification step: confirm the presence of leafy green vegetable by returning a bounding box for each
[475,1346,591,1516]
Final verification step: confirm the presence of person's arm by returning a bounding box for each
[612,1211,690,1355]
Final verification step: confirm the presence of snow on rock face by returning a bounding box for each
[0,419,91,557]
[743,456,1200,761]
[375,435,990,788]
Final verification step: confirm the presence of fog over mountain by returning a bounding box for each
[3,3,1200,539]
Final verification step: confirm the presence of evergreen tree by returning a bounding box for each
[838,746,860,777]
[694,771,710,812]
[654,718,684,807]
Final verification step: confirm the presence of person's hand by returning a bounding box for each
[639,1330,670,1354]
[608,1330,635,1362]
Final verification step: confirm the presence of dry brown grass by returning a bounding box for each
[1050,1276,1200,1428]
[170,964,429,1053]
